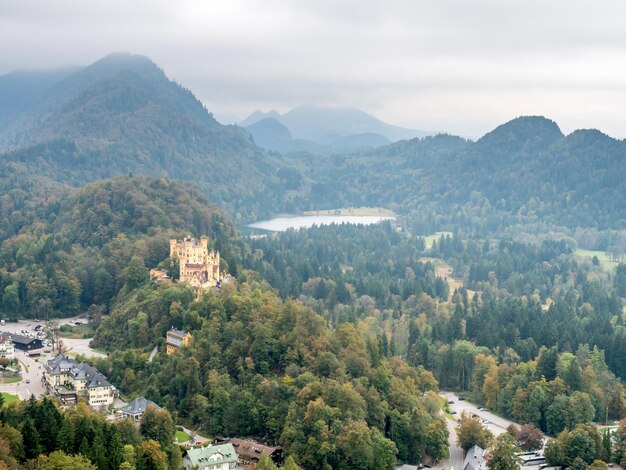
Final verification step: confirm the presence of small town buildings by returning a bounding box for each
[1,332,42,351]
[170,236,221,289]
[166,327,192,355]
[120,396,161,421]
[0,335,14,360]
[228,438,284,467]
[43,354,116,408]
[183,444,238,470]
[463,445,486,470]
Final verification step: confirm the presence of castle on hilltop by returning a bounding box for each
[169,236,221,288]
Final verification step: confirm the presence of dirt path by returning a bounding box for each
[421,257,477,301]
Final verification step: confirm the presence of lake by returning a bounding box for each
[248,215,395,232]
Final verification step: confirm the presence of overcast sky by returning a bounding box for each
[1,0,626,138]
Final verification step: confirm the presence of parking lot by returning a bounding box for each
[0,315,107,400]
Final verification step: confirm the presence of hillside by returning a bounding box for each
[294,116,626,243]
[0,53,293,222]
[0,54,623,241]
[0,67,78,130]
[0,175,236,318]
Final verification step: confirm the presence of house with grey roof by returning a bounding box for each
[120,396,161,421]
[463,445,487,470]
[43,354,116,408]
[183,444,238,470]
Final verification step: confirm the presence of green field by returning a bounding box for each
[574,248,621,273]
[175,430,190,442]
[423,231,454,250]
[302,207,395,217]
[1,392,19,405]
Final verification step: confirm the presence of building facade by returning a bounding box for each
[0,335,14,360]
[183,444,238,470]
[170,236,221,288]
[166,327,192,355]
[43,355,116,408]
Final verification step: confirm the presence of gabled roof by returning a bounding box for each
[1,332,39,345]
[45,354,111,388]
[463,445,486,470]
[185,444,238,467]
[230,438,281,461]
[167,327,189,337]
[121,397,161,415]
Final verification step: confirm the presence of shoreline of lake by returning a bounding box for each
[248,214,395,232]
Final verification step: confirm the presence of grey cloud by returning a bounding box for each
[1,0,625,137]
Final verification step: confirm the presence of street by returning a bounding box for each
[0,315,107,400]
[433,391,547,470]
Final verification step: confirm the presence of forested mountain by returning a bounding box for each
[0,53,296,222]
[294,117,626,244]
[0,54,624,240]
[0,67,78,130]
[90,280,448,470]
[0,175,235,319]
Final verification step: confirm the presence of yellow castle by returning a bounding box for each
[169,236,221,289]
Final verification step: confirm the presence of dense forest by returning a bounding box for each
[0,175,236,319]
[0,395,184,469]
[90,281,447,470]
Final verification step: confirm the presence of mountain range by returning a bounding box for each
[0,52,624,242]
[242,105,430,154]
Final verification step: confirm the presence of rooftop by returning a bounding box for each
[230,438,281,460]
[167,327,189,337]
[45,354,112,388]
[121,396,161,415]
[463,445,486,470]
[185,444,238,467]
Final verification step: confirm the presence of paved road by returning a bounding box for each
[1,316,106,401]
[435,391,546,470]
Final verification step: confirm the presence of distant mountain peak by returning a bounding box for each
[242,105,430,144]
[477,115,563,153]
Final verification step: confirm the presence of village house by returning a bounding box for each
[119,396,161,421]
[0,335,14,360]
[1,332,42,351]
[43,354,116,408]
[166,327,192,355]
[463,445,487,470]
[183,444,238,470]
[214,438,284,467]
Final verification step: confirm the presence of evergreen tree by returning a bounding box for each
[21,417,42,459]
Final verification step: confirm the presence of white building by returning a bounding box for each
[0,335,14,360]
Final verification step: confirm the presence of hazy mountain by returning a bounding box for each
[0,53,294,221]
[242,105,429,144]
[246,116,391,155]
[0,67,78,130]
[1,53,623,236]
[246,117,293,151]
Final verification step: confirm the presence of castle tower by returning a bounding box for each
[169,236,222,288]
